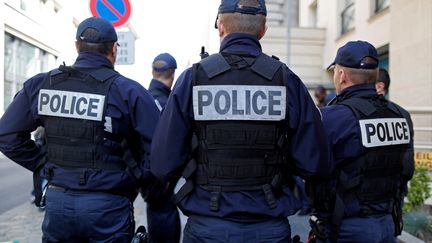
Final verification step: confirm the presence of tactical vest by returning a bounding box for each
[337,96,411,209]
[176,52,290,211]
[38,65,136,184]
[328,96,412,241]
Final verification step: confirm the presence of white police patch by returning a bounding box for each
[359,118,410,147]
[38,89,105,121]
[193,85,286,121]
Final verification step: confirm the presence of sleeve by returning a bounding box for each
[0,75,45,171]
[320,105,363,166]
[115,78,161,180]
[150,69,194,182]
[285,70,332,179]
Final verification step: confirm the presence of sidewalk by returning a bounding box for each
[0,198,151,242]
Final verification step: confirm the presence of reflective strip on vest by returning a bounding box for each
[38,89,105,121]
[359,118,410,147]
[193,85,286,121]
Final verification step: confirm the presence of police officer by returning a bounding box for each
[150,0,331,242]
[0,17,161,242]
[308,40,414,243]
[149,53,177,110]
[145,52,181,243]
[376,67,390,96]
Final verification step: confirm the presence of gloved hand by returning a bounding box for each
[141,176,173,208]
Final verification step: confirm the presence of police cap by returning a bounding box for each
[76,17,118,43]
[327,40,379,70]
[152,53,177,72]
[218,0,267,16]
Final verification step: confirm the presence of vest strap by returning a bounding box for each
[251,54,282,80]
[200,54,231,79]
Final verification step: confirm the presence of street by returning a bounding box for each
[0,156,33,215]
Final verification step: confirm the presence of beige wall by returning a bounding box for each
[390,0,432,107]
[312,0,391,72]
[299,0,432,107]
[288,27,326,86]
[0,0,80,115]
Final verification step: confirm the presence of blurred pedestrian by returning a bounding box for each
[144,52,181,243]
[375,67,390,96]
[314,85,336,107]
[314,85,328,107]
[149,53,177,110]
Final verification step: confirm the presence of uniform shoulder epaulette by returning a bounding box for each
[49,68,63,77]
[199,53,231,79]
[88,68,118,83]
[251,54,282,80]
[338,97,376,117]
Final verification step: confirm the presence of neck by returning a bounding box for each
[155,78,173,89]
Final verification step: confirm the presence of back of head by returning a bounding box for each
[328,40,379,84]
[152,53,177,81]
[75,17,117,55]
[378,68,390,91]
[216,0,267,37]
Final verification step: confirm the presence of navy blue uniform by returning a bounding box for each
[149,78,171,109]
[151,33,331,242]
[146,78,181,243]
[318,84,414,243]
[0,52,160,242]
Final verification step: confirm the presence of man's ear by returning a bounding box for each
[75,41,79,54]
[107,42,118,65]
[258,24,268,40]
[218,21,225,38]
[339,68,347,84]
[112,42,117,56]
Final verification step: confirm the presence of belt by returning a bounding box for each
[48,184,67,190]
[47,184,136,200]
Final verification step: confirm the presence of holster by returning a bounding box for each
[392,201,403,236]
[309,215,329,242]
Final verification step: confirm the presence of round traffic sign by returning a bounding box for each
[90,0,131,28]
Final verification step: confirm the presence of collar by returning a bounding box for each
[220,33,262,56]
[333,83,377,104]
[149,79,171,95]
[73,52,114,69]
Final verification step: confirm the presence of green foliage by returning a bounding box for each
[403,166,431,213]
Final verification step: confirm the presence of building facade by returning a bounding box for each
[262,0,432,152]
[0,0,79,115]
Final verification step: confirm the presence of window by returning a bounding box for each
[3,33,56,110]
[375,0,390,13]
[341,0,355,34]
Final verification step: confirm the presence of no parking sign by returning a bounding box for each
[90,0,131,28]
